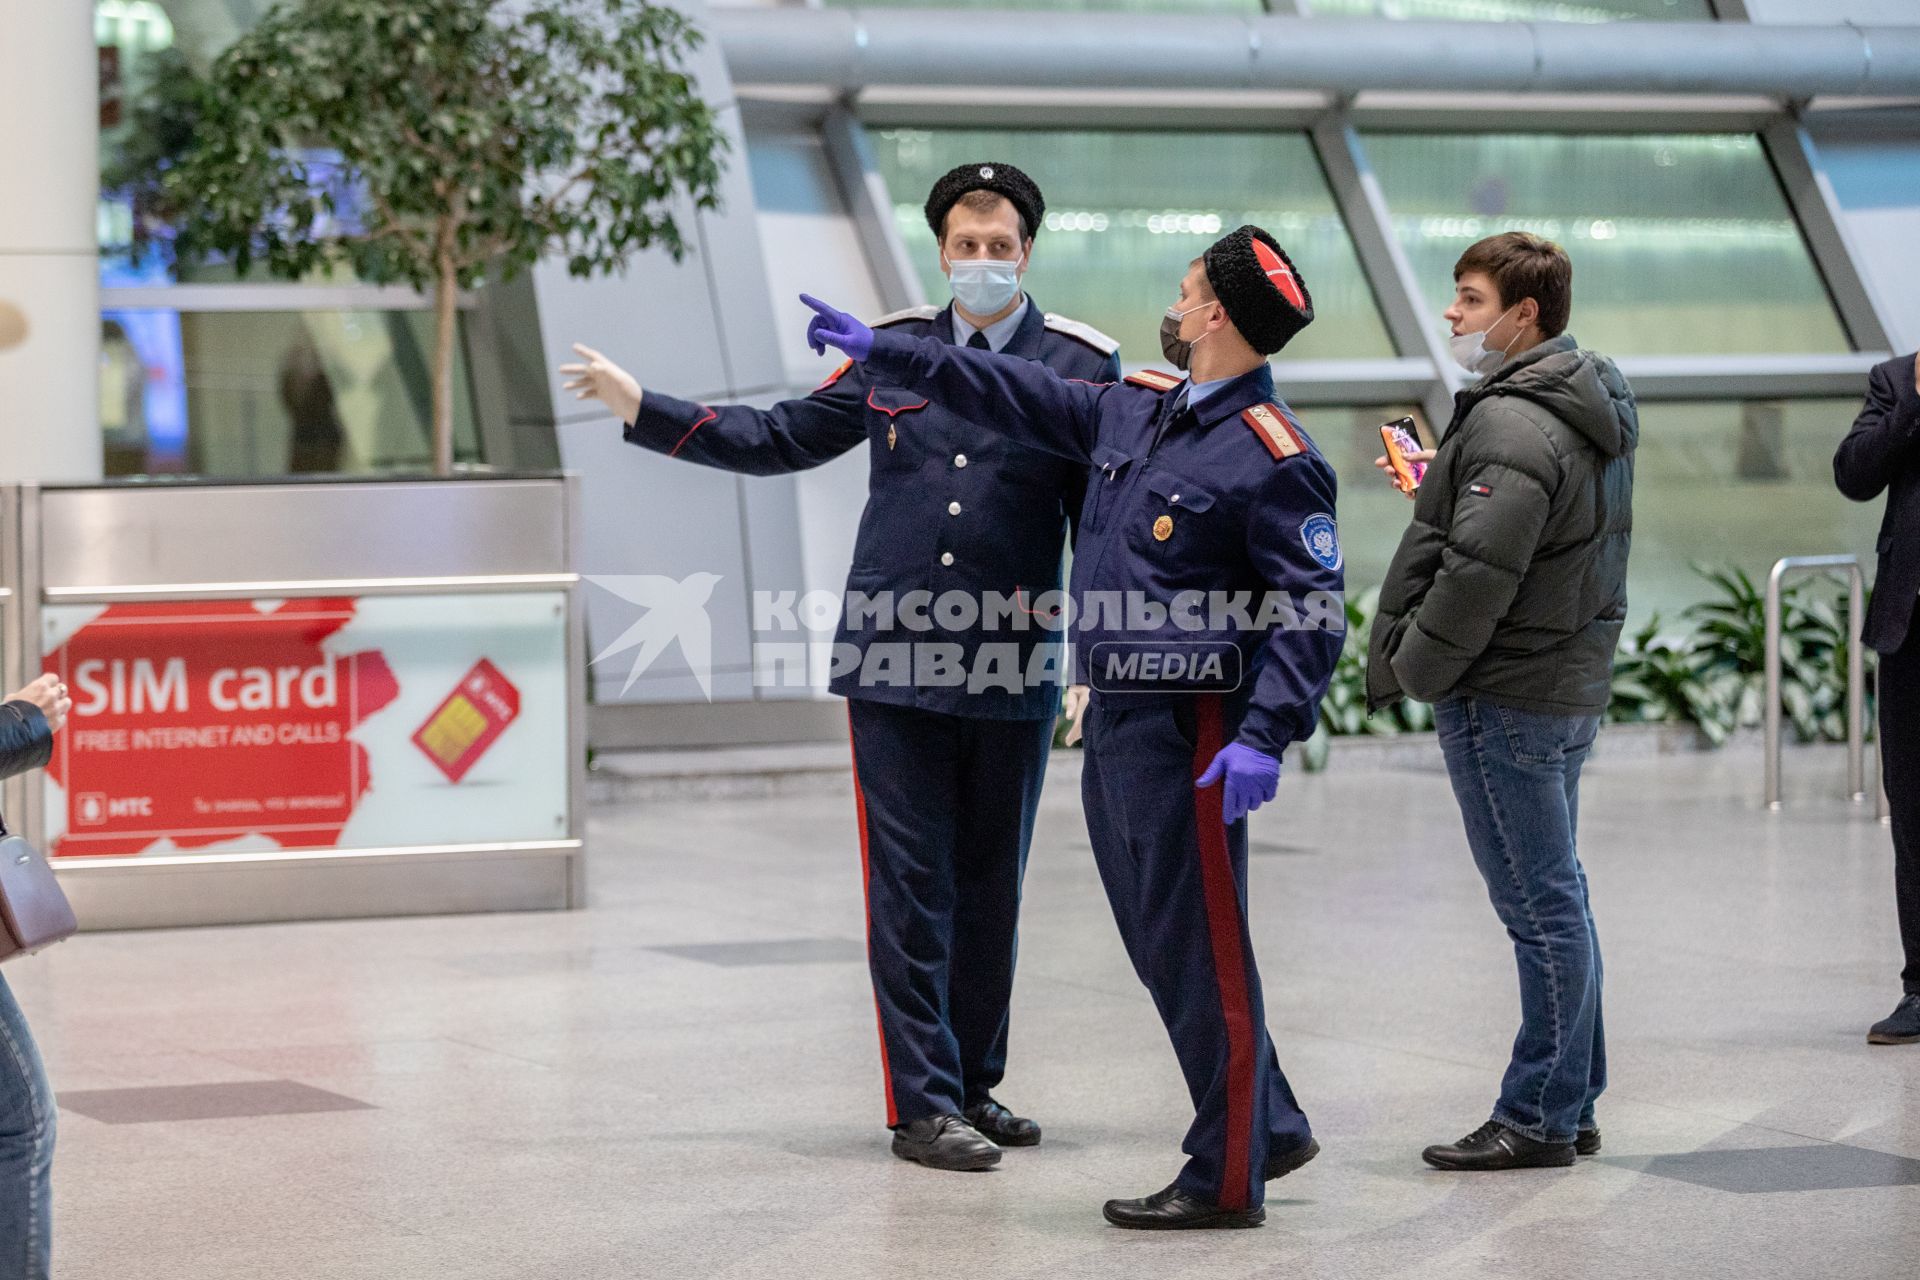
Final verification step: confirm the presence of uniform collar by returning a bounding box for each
[1184,363,1276,428]
[1000,297,1048,359]
[943,296,1034,354]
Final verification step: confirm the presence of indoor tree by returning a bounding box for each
[131,0,727,473]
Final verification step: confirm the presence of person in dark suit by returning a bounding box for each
[1834,351,1920,1045]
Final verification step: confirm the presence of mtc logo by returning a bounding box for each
[75,793,152,826]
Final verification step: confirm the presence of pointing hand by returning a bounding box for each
[800,294,874,362]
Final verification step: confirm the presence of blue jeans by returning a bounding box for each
[1435,696,1605,1145]
[0,973,53,1280]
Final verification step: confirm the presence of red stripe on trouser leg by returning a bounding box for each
[1190,693,1256,1208]
[847,706,899,1127]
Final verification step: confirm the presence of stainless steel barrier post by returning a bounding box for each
[1764,554,1866,810]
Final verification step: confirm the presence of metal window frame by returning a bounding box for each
[819,98,1893,422]
[710,11,1920,98]
[842,104,1456,412]
[1310,106,1461,429]
[1759,111,1898,355]
[821,104,927,314]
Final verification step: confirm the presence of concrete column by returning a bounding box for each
[0,0,103,481]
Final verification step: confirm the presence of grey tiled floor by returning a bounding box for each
[13,740,1920,1279]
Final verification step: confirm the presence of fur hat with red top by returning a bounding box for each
[1202,224,1313,356]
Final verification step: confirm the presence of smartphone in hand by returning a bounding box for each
[1380,417,1426,498]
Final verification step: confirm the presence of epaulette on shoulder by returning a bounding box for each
[1240,402,1309,462]
[1042,313,1120,357]
[813,359,855,393]
[873,305,941,329]
[1124,369,1184,393]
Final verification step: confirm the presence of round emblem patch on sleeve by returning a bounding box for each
[1300,513,1342,572]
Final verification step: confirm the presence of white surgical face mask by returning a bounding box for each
[945,253,1025,317]
[1448,303,1521,378]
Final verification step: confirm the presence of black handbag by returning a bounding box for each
[0,821,76,962]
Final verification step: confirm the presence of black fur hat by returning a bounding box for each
[1203,224,1313,355]
[923,162,1045,243]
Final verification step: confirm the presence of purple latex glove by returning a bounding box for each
[801,293,874,362]
[1196,742,1281,825]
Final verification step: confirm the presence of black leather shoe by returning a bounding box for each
[963,1098,1041,1147]
[1868,994,1920,1045]
[1576,1126,1601,1156]
[890,1114,1001,1171]
[1422,1120,1576,1171]
[1264,1136,1321,1181]
[1102,1182,1264,1230]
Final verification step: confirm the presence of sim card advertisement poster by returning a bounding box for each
[39,593,570,859]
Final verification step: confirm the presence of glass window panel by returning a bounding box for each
[1304,0,1712,18]
[1364,133,1850,356]
[99,309,482,477]
[1629,398,1874,627]
[870,128,1394,364]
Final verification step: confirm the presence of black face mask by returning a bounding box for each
[1159,304,1210,371]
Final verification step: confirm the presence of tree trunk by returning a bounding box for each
[432,256,458,475]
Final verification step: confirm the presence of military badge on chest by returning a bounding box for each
[888,425,897,451]
[1152,514,1174,542]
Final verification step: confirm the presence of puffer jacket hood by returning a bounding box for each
[1472,335,1638,460]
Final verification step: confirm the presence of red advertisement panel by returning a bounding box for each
[44,599,398,858]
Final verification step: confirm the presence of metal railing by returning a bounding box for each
[1764,555,1866,811]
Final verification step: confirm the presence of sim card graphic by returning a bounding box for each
[411,659,521,783]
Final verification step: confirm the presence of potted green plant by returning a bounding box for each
[116,0,728,474]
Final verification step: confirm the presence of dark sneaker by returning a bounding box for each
[1103,1182,1264,1230]
[890,1114,1002,1171]
[1576,1126,1601,1156]
[1868,994,1920,1045]
[963,1098,1041,1147]
[1264,1136,1321,1181]
[1422,1120,1576,1171]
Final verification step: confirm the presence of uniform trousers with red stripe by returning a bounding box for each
[1080,692,1312,1210]
[847,699,1055,1127]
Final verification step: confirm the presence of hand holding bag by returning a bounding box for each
[0,821,76,962]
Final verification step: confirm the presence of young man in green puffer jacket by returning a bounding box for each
[1368,231,1638,1173]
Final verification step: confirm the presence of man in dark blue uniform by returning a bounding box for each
[801,224,1344,1229]
[561,163,1120,1172]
